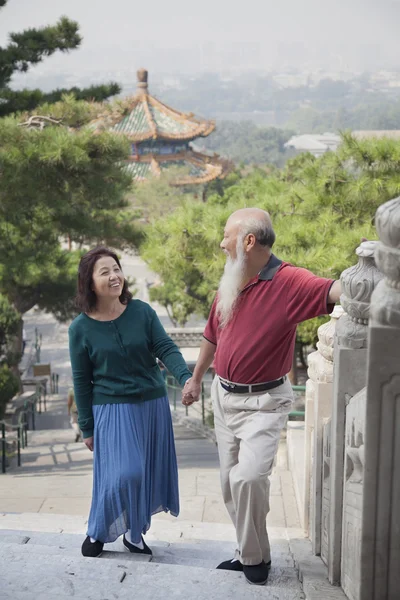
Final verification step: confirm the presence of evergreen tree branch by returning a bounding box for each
[1,16,81,85]
[0,84,121,117]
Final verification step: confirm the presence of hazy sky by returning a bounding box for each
[1,0,399,76]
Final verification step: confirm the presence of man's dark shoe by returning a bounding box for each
[217,558,243,571]
[217,558,271,572]
[123,534,152,556]
[81,536,104,558]
[243,561,270,585]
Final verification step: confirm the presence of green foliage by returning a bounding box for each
[0,97,141,320]
[0,364,19,418]
[0,84,121,118]
[157,72,400,133]
[141,134,391,343]
[287,102,400,133]
[0,3,120,116]
[129,167,196,222]
[0,294,19,417]
[0,295,19,360]
[201,121,296,167]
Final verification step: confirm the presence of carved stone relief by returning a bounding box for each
[337,241,384,348]
[370,195,400,328]
[341,387,366,600]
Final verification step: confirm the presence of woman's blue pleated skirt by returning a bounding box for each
[87,396,179,544]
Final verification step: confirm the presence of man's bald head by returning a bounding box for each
[227,208,275,249]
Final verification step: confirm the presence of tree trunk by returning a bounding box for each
[10,318,23,392]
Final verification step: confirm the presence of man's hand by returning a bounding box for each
[84,436,94,452]
[182,377,201,406]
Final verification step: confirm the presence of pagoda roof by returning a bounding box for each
[125,149,232,186]
[91,69,215,143]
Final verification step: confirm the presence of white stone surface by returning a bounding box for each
[358,195,400,600]
[328,241,382,586]
[289,537,347,600]
[341,387,366,600]
[0,538,304,600]
[286,423,305,530]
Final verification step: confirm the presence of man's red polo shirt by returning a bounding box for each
[203,255,335,384]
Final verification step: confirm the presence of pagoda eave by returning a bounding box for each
[90,89,216,143]
[111,129,215,143]
[125,150,232,186]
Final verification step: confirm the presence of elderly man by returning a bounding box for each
[182,208,340,586]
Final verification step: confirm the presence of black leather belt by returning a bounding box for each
[219,376,286,395]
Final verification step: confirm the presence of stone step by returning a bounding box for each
[0,511,291,544]
[0,530,295,569]
[0,544,303,600]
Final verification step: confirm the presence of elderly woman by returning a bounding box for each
[69,246,193,558]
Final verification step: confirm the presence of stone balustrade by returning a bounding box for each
[304,304,344,549]
[164,327,204,348]
[302,194,400,600]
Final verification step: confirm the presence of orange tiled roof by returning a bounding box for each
[91,69,215,143]
[125,149,232,186]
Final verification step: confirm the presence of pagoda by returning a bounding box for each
[91,69,231,186]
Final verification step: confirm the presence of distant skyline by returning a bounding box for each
[1,0,400,83]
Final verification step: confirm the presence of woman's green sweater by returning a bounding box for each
[68,299,192,438]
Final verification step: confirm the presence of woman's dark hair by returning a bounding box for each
[75,246,132,313]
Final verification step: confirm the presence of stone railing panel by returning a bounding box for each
[306,305,343,553]
[328,241,383,585]
[164,327,204,348]
[359,195,400,600]
[341,387,366,600]
[321,417,331,567]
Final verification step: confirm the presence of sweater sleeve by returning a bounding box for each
[150,311,192,387]
[68,324,94,439]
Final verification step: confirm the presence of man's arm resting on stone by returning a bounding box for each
[328,280,341,305]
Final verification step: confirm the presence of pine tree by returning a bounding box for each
[141,134,398,345]
[0,0,120,116]
[0,96,142,327]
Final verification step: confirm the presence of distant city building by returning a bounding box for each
[285,133,342,157]
[90,69,231,186]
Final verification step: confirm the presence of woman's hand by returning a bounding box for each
[84,436,94,451]
[182,377,201,406]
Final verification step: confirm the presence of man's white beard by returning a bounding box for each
[216,241,246,328]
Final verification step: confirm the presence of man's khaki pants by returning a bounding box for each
[212,375,294,566]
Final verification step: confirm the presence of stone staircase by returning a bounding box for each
[0,513,304,600]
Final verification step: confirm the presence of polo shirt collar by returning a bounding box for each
[258,254,283,281]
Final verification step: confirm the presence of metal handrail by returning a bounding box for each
[1,421,22,474]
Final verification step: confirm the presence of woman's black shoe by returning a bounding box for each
[81,536,104,557]
[123,534,152,556]
[243,561,270,585]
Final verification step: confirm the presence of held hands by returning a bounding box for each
[182,377,201,406]
[84,436,94,452]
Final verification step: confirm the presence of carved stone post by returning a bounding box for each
[328,241,383,585]
[306,305,344,555]
[359,197,400,600]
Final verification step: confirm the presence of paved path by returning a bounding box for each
[0,303,312,599]
[3,305,301,531]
